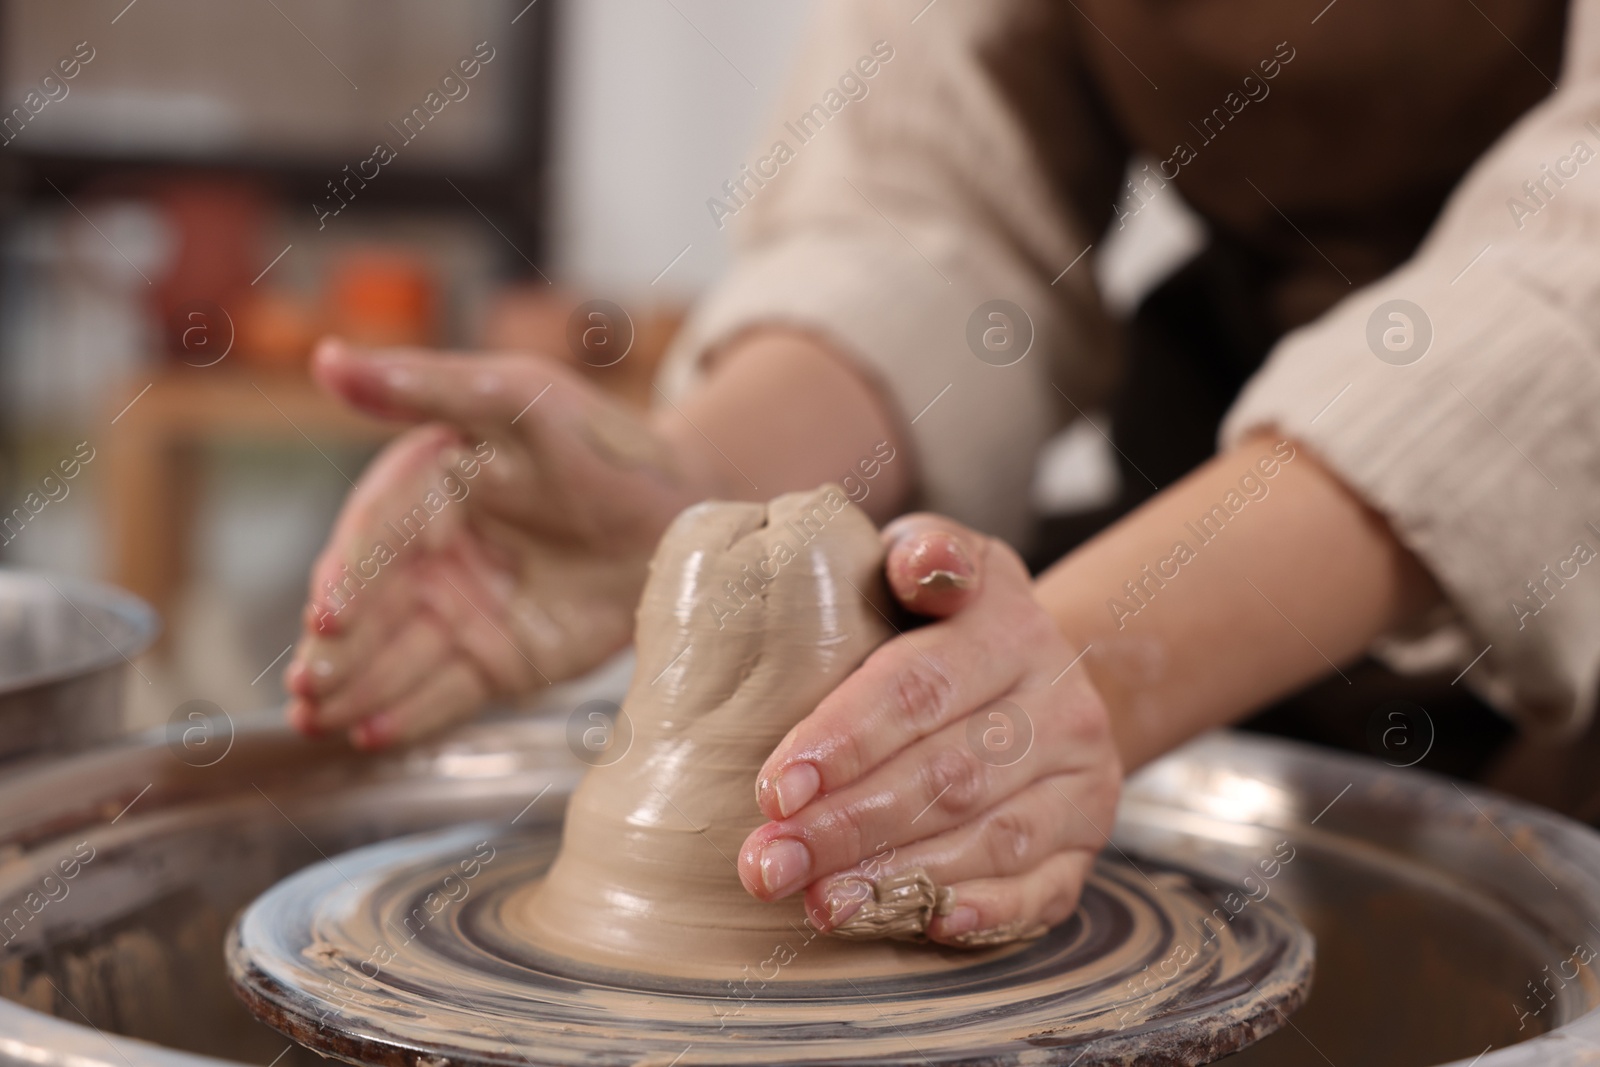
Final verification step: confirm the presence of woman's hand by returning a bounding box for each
[284,339,718,749]
[737,515,1121,947]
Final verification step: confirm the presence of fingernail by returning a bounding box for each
[937,905,979,936]
[758,838,811,898]
[284,659,311,696]
[287,700,321,738]
[824,878,871,926]
[771,763,820,818]
[916,536,975,587]
[310,658,336,680]
[351,713,392,750]
[906,535,975,598]
[312,336,344,365]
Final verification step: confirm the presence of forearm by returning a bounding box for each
[1039,434,1441,769]
[651,328,912,523]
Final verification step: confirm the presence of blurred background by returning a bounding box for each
[0,0,1194,734]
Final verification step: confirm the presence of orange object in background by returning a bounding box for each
[236,288,320,369]
[326,251,439,348]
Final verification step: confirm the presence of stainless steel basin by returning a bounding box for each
[0,570,158,763]
[1,717,1598,1066]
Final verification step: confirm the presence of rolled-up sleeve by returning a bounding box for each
[1223,0,1600,732]
[657,0,1121,549]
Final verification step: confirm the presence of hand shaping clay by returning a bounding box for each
[827,869,957,941]
[510,485,996,978]
[227,488,1318,1063]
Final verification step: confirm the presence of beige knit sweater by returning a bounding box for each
[659,0,1600,733]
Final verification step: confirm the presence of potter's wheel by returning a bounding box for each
[8,719,1600,1067]
[227,822,1313,1067]
[226,491,1313,1065]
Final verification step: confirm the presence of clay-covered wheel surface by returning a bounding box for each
[228,824,1313,1067]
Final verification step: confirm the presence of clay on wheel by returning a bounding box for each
[511,485,953,975]
[226,486,1317,1065]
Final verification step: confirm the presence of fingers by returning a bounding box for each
[348,659,489,750]
[300,424,464,634]
[882,514,984,618]
[927,850,1096,947]
[287,422,491,721]
[410,549,553,694]
[308,612,455,731]
[282,338,677,753]
[755,524,1051,822]
[312,337,572,438]
[742,509,1119,947]
[292,546,549,737]
[289,566,421,700]
[803,773,1113,929]
[741,680,1112,900]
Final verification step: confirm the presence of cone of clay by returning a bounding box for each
[515,485,897,975]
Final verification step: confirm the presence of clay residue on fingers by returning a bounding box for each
[828,869,1049,948]
[945,919,1049,948]
[915,568,973,595]
[828,868,956,942]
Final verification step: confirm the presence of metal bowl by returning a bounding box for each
[0,570,159,763]
[1,718,1599,1067]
